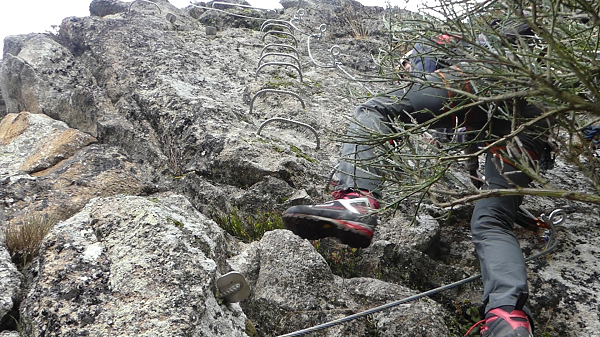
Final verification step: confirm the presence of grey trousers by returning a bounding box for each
[335,82,548,315]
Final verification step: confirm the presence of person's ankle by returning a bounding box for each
[332,189,380,209]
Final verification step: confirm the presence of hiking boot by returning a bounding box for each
[282,190,380,248]
[465,308,533,337]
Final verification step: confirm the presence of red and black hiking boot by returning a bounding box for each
[282,190,380,248]
[465,308,533,337]
[465,293,533,337]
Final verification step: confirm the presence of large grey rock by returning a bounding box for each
[0,111,155,227]
[20,194,247,337]
[228,229,451,336]
[0,34,114,136]
[89,0,129,17]
[0,0,598,335]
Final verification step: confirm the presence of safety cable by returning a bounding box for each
[277,219,560,337]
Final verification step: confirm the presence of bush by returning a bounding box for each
[3,214,57,268]
[214,208,284,242]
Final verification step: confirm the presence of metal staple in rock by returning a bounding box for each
[249,89,305,114]
[249,10,322,149]
[257,118,320,150]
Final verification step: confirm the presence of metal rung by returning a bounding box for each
[249,89,305,114]
[256,62,303,82]
[258,53,301,73]
[257,117,320,150]
[260,43,300,59]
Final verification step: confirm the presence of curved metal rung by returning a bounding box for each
[257,53,301,72]
[261,23,294,35]
[256,62,303,82]
[260,19,294,32]
[249,89,305,114]
[257,117,320,150]
[262,31,298,48]
[260,43,300,59]
[217,271,250,303]
[128,0,161,14]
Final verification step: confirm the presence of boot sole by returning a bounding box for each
[283,213,373,248]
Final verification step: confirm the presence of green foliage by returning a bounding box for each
[313,240,362,278]
[290,145,315,163]
[448,301,482,336]
[214,208,284,242]
[167,217,185,227]
[358,0,600,211]
[267,79,294,88]
[245,318,258,337]
[3,214,58,268]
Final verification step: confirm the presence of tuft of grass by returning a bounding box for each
[167,217,185,227]
[214,208,284,242]
[313,240,361,278]
[290,145,315,163]
[3,214,58,268]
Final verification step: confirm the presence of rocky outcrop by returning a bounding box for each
[230,229,451,336]
[0,34,113,136]
[0,112,155,227]
[0,61,5,115]
[0,0,599,336]
[89,0,130,17]
[20,194,247,336]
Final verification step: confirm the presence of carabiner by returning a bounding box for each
[541,209,565,226]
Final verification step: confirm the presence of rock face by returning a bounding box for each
[0,0,599,336]
[229,230,451,336]
[20,194,248,336]
[0,112,155,226]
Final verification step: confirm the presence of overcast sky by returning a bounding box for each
[0,0,422,57]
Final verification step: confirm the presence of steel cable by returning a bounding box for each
[278,220,559,337]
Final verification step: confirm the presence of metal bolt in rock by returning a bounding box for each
[217,271,250,303]
[166,13,177,24]
[206,26,217,36]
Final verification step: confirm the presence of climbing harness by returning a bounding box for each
[277,209,564,337]
[516,205,564,232]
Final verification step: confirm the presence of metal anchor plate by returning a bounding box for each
[217,271,250,303]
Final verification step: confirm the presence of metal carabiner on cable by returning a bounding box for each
[540,209,566,226]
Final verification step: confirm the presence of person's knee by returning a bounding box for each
[471,196,521,234]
